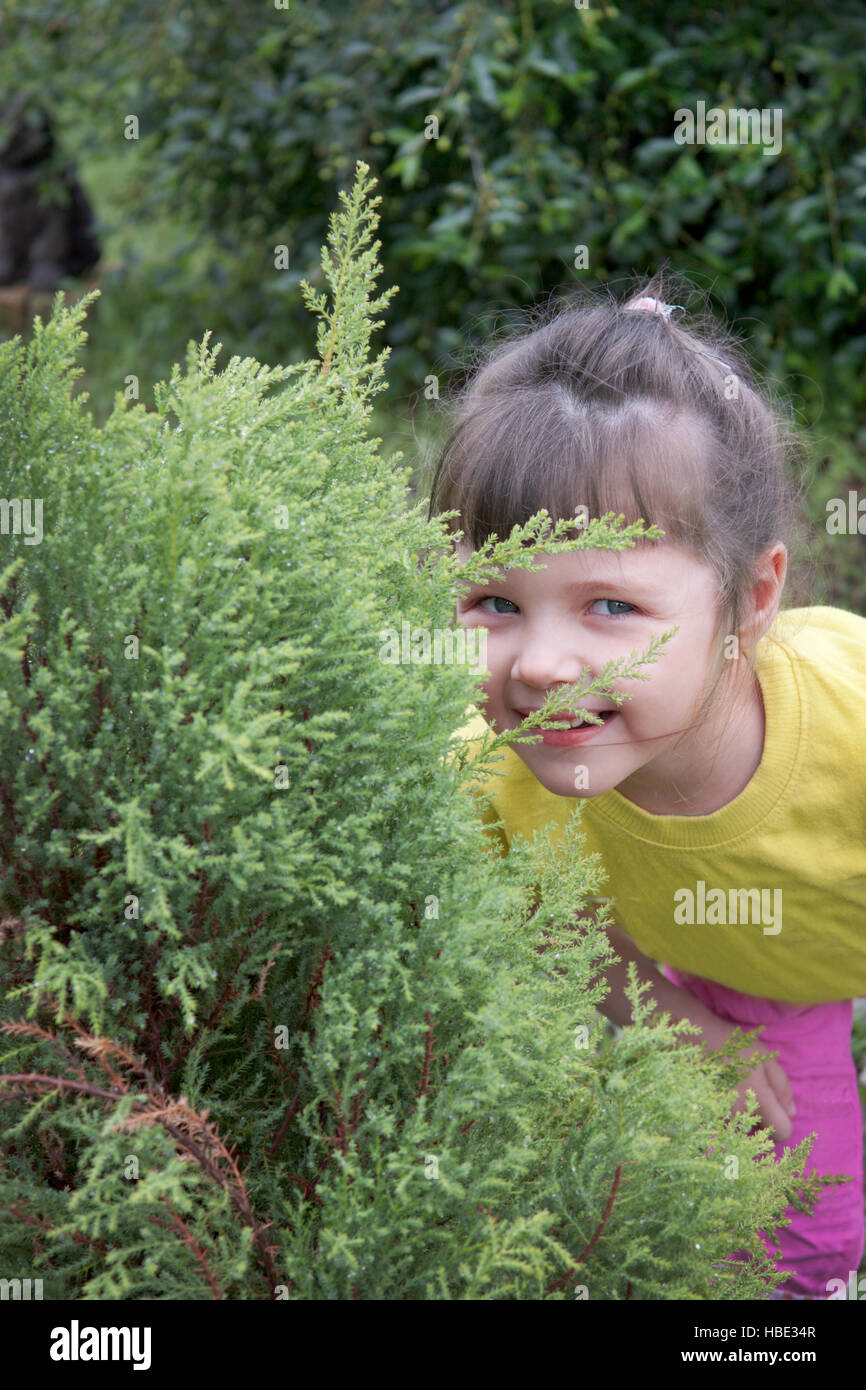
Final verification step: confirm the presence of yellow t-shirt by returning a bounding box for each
[452,606,866,1004]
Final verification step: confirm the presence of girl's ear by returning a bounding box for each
[738,542,788,650]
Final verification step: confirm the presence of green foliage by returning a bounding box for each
[2,0,864,612]
[0,161,832,1300]
[2,0,864,444]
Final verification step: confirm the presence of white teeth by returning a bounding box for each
[519,709,615,726]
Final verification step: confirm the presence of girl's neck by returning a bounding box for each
[616,662,766,817]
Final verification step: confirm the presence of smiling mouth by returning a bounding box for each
[515,709,618,729]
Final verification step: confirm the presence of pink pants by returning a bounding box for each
[663,964,865,1299]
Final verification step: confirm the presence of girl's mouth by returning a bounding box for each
[514,709,619,747]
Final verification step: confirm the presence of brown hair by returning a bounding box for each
[425,270,815,689]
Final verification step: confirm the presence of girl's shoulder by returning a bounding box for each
[766,604,866,672]
[774,603,866,634]
[758,606,866,745]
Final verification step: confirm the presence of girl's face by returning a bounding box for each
[455,539,763,814]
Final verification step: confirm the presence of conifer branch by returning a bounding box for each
[417,1009,435,1100]
[0,1017,91,1083]
[188,867,216,945]
[304,945,334,1018]
[0,1071,131,1107]
[266,1084,301,1160]
[544,1161,632,1296]
[8,1199,108,1255]
[148,1197,223,1299]
[0,1019,283,1296]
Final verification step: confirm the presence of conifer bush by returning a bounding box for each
[0,163,826,1300]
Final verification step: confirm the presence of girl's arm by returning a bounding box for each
[594,919,733,1043]
[589,918,796,1140]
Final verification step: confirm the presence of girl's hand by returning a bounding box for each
[730,1047,796,1142]
[698,1013,796,1141]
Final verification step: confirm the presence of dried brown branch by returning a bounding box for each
[0,1016,282,1295]
[0,1017,91,1084]
[254,947,281,1000]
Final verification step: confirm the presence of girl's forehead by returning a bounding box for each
[456,537,711,583]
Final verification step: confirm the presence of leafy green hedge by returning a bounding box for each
[1,0,864,444]
[0,164,819,1300]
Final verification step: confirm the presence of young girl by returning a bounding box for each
[429,277,866,1300]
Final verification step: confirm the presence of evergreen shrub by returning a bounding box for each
[0,163,825,1300]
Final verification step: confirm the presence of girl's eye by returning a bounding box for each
[477,596,518,615]
[589,599,636,617]
[471,596,637,618]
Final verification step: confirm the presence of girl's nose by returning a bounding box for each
[510,631,591,694]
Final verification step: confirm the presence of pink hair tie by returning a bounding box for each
[627,296,734,372]
[626,297,685,319]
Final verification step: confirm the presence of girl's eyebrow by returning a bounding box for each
[458,573,665,597]
[562,577,667,598]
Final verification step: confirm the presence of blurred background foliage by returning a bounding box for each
[0,0,864,610]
